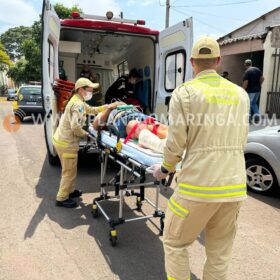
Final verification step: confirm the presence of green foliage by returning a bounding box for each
[54,3,83,19]
[0,26,32,60]
[7,20,41,83]
[3,3,83,84]
[0,42,12,70]
[7,59,27,84]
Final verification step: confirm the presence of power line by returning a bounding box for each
[171,7,227,33]
[184,7,248,22]
[173,0,259,8]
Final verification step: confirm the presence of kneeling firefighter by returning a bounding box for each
[53,78,109,208]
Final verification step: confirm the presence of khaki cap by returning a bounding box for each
[75,78,99,90]
[191,36,220,59]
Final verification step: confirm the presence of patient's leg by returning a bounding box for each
[138,129,166,153]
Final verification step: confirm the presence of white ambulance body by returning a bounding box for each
[42,0,193,164]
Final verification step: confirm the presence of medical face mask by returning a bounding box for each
[84,91,93,101]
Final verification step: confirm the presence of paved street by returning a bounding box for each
[0,101,280,280]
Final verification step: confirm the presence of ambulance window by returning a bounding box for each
[48,41,54,84]
[118,61,129,77]
[165,50,186,92]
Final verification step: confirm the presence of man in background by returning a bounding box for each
[221,71,230,80]
[242,59,264,120]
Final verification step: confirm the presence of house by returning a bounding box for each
[218,7,280,117]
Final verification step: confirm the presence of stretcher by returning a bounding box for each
[88,125,173,246]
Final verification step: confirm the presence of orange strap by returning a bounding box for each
[124,122,139,144]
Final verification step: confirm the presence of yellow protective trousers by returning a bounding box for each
[55,146,78,201]
[164,192,242,280]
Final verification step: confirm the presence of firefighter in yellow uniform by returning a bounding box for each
[53,78,118,208]
[152,37,250,280]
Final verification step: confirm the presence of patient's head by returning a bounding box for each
[126,120,147,139]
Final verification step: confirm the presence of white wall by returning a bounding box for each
[127,39,155,92]
[60,56,76,82]
[259,31,275,115]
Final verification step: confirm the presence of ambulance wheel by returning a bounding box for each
[92,205,99,218]
[160,216,165,235]
[44,124,60,166]
[109,230,118,246]
[48,151,60,166]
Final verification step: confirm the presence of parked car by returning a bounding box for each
[14,85,43,121]
[245,126,280,194]
[7,88,17,101]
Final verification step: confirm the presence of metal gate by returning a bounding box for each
[266,48,280,117]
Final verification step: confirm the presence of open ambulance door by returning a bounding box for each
[154,18,193,117]
[42,0,61,165]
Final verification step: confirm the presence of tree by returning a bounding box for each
[7,59,27,85]
[0,26,32,60]
[0,42,12,70]
[54,3,83,19]
[5,3,83,84]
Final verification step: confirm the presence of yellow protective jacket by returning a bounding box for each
[53,94,106,151]
[163,70,250,202]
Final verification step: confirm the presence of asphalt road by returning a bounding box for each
[0,101,280,280]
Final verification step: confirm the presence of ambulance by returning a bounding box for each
[42,0,193,165]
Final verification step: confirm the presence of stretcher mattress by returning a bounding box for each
[88,126,163,166]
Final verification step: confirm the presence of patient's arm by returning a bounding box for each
[92,110,111,130]
[92,101,125,130]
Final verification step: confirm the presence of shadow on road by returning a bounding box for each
[248,191,280,209]
[24,156,200,280]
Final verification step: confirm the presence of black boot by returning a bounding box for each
[56,198,77,208]
[69,189,82,198]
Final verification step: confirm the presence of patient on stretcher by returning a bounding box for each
[92,105,168,153]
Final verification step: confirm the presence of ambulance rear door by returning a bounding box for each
[155,18,193,117]
[42,0,61,164]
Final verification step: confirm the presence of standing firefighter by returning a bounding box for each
[152,36,249,280]
[53,78,110,208]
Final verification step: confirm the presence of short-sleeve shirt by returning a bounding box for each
[242,67,262,93]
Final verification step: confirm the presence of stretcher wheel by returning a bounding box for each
[92,204,99,218]
[109,230,118,246]
[136,197,142,211]
[160,216,165,235]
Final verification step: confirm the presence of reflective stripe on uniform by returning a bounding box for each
[168,197,189,218]
[185,73,240,106]
[162,160,175,170]
[62,153,77,159]
[167,275,190,280]
[52,136,69,148]
[178,183,246,198]
[97,105,107,112]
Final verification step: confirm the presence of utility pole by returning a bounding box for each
[165,0,170,28]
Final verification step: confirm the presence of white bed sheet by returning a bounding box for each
[88,126,163,166]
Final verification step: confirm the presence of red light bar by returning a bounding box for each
[71,12,81,18]
[137,20,145,25]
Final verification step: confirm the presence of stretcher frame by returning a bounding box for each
[88,131,172,246]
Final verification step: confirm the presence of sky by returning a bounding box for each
[0,0,279,39]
